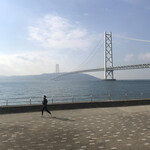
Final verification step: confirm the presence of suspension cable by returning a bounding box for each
[114,34,150,43]
[73,40,104,71]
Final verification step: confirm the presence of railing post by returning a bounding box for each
[30,97,31,105]
[108,93,111,100]
[125,93,128,99]
[72,96,74,103]
[6,99,8,106]
[51,97,53,104]
[91,95,93,102]
[140,92,143,99]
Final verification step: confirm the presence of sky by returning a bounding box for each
[0,0,150,79]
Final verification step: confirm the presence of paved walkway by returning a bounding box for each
[0,105,150,150]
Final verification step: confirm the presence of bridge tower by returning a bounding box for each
[104,32,116,80]
[56,64,59,73]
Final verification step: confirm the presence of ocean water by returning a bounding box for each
[0,79,150,105]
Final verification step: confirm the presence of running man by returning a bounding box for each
[41,95,51,116]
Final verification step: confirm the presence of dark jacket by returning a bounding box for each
[42,98,48,106]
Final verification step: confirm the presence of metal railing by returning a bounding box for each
[0,92,150,106]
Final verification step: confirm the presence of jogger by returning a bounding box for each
[41,95,51,116]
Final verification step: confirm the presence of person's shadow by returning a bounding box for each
[51,116,75,122]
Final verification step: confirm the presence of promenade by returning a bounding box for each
[0,105,150,150]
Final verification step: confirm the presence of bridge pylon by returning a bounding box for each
[104,32,116,81]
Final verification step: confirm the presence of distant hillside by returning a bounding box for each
[56,73,100,81]
[0,73,100,82]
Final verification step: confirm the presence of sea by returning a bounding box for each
[0,77,150,106]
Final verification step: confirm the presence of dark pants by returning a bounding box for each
[42,106,51,115]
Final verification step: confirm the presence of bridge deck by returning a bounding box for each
[62,63,150,75]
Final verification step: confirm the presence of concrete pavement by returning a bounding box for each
[0,105,150,150]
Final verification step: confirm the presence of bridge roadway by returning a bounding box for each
[61,63,150,75]
[0,105,150,150]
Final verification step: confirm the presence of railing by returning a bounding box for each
[0,91,150,106]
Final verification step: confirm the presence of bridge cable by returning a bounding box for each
[73,40,104,71]
[114,34,150,43]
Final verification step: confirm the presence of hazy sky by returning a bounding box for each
[0,0,150,79]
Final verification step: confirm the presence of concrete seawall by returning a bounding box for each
[0,99,150,114]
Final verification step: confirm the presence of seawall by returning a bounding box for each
[0,98,150,114]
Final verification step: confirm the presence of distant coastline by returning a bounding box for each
[0,73,100,82]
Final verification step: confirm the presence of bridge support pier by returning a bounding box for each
[104,32,116,81]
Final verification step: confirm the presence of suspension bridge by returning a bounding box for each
[58,32,150,80]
